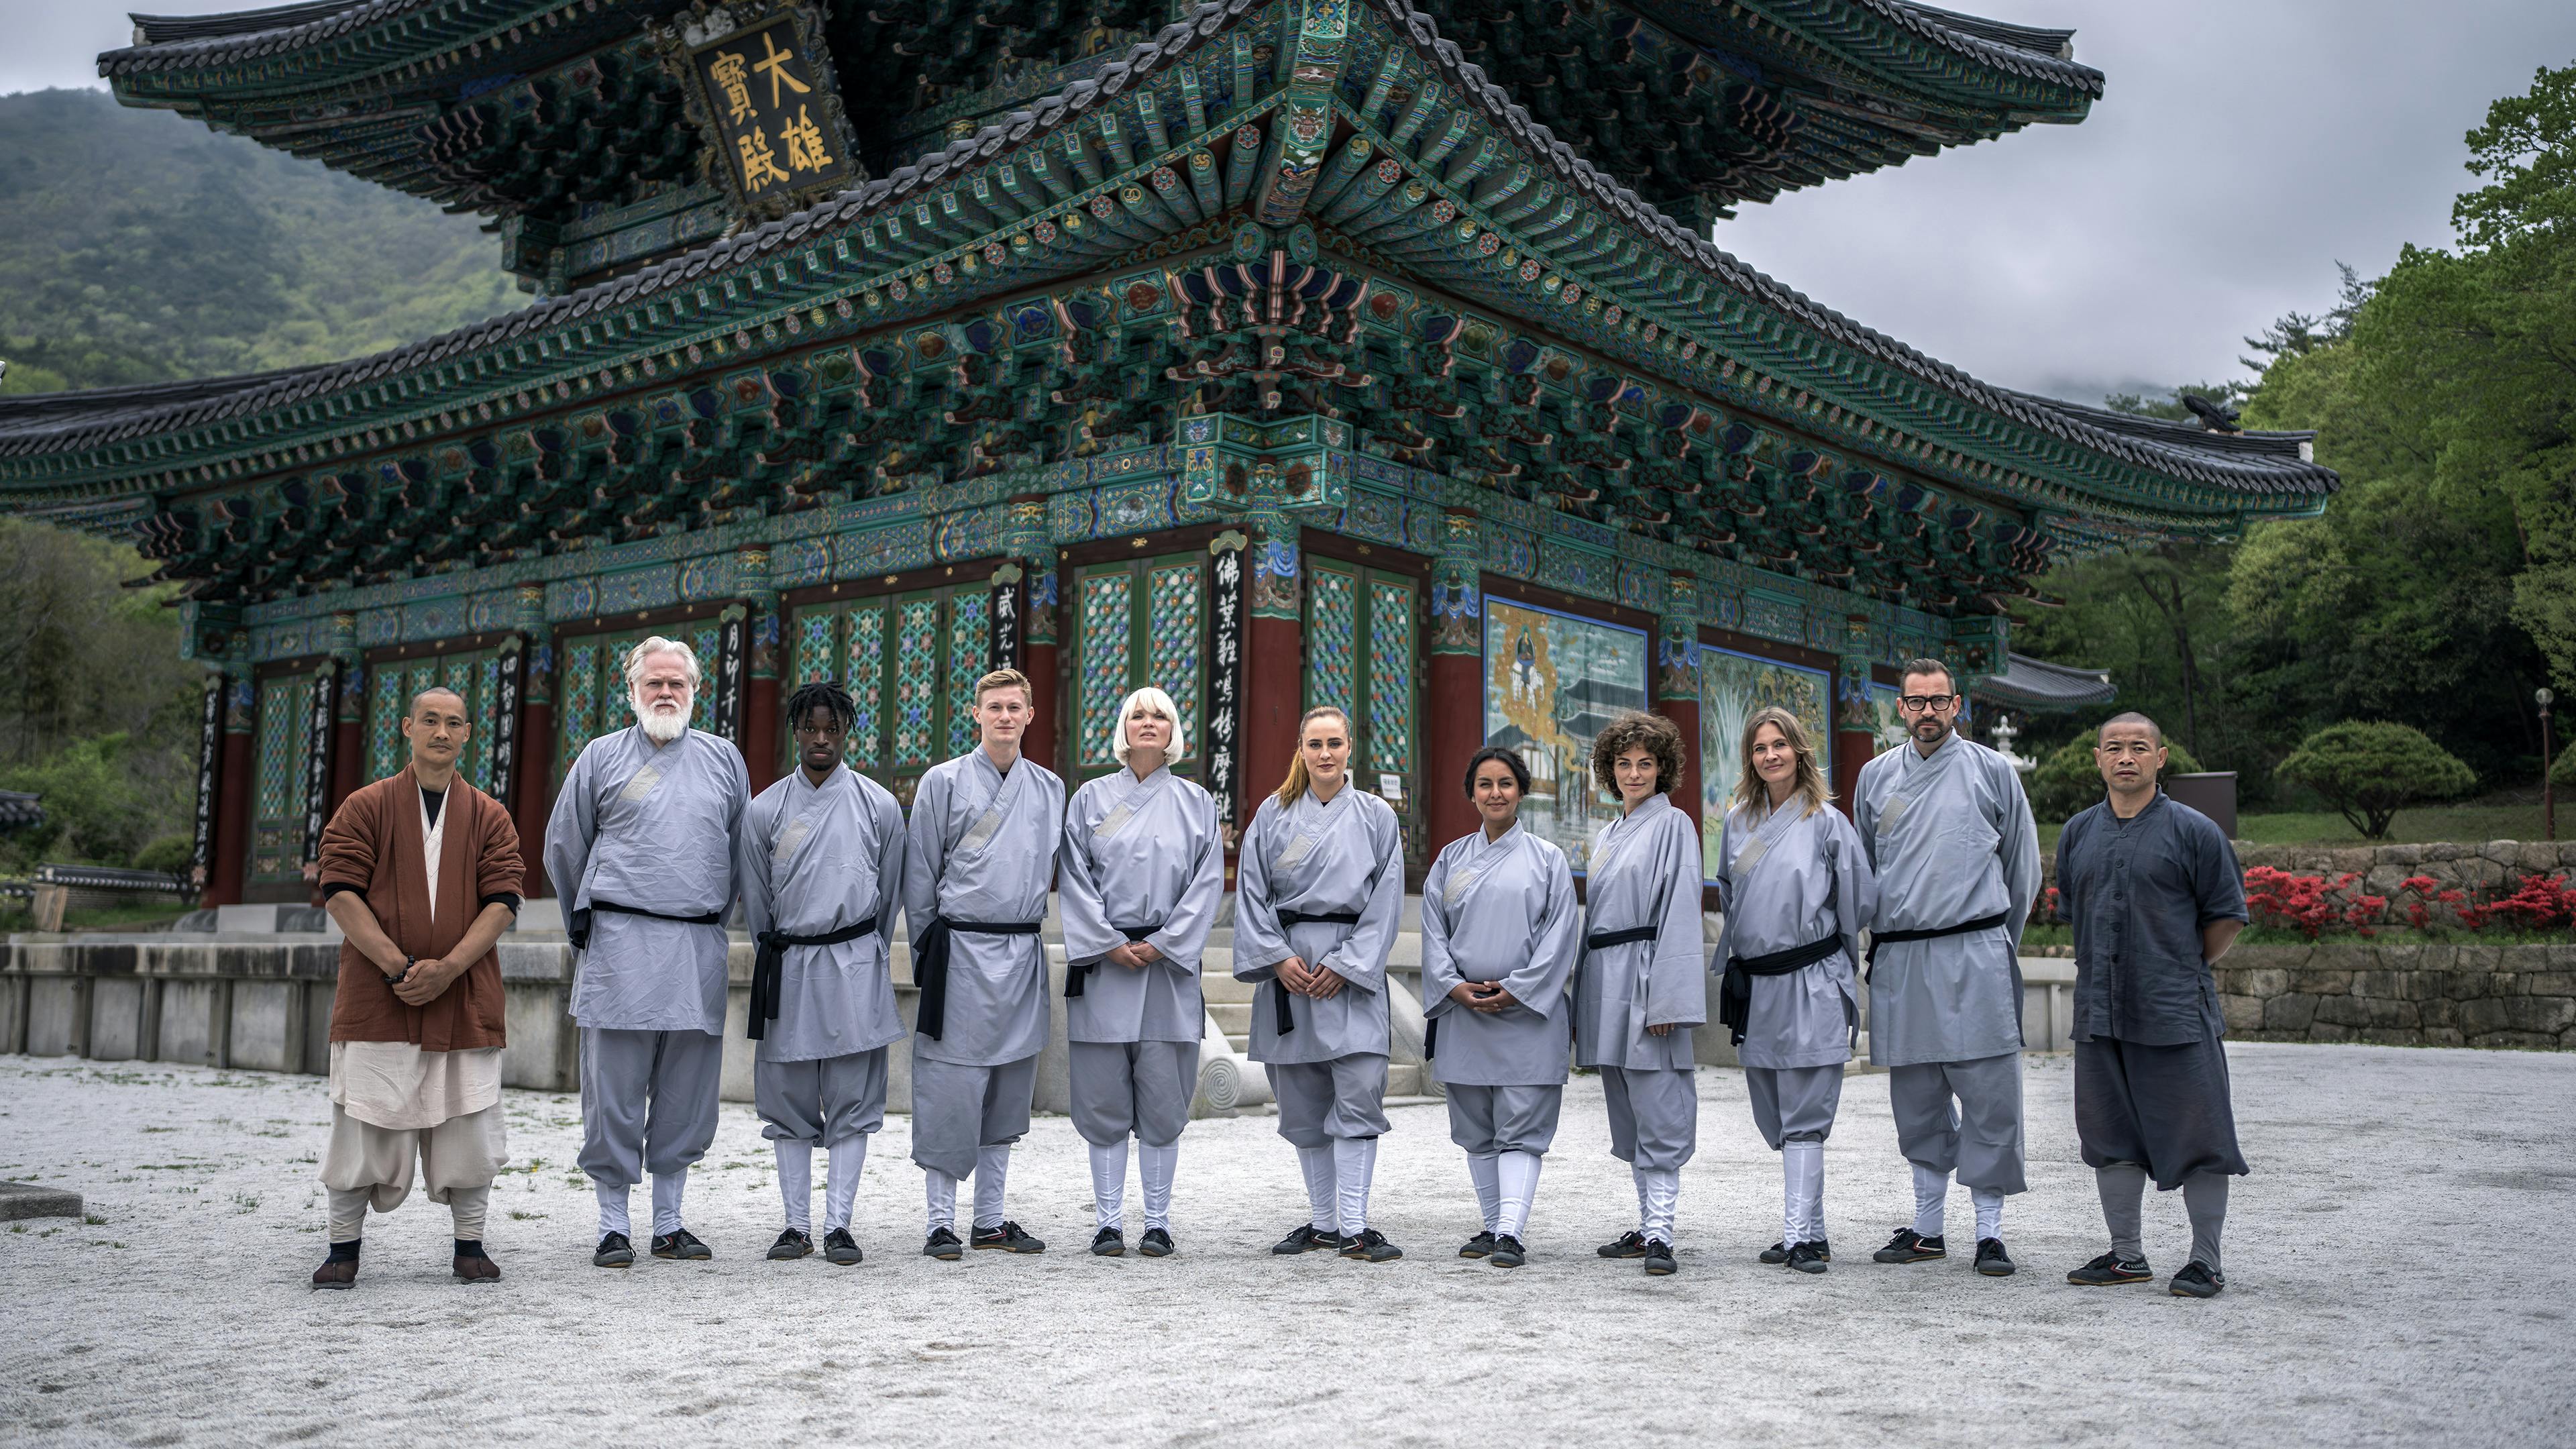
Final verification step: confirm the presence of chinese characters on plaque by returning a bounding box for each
[663,5,859,219]
[1205,539,1246,826]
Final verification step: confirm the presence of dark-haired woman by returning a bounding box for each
[1420,747,1579,1269]
[735,680,908,1265]
[1234,705,1407,1263]
[1712,706,1875,1275]
[1575,710,1708,1277]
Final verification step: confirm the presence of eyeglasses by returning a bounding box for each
[1896,695,1957,713]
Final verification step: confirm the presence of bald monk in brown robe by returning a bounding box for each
[309,684,525,1287]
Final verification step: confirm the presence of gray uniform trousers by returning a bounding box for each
[1269,1054,1393,1148]
[909,1054,1038,1180]
[1069,1040,1199,1148]
[1445,1084,1565,1157]
[578,1027,725,1189]
[1888,1051,2027,1193]
[2075,1035,2249,1189]
[1746,1065,1845,1150]
[755,1048,890,1146]
[1599,1066,1697,1172]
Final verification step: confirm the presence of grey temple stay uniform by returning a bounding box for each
[902,747,1065,1230]
[2057,790,2250,1274]
[544,724,749,1240]
[1057,763,1224,1235]
[1234,786,1405,1237]
[1419,822,1579,1242]
[737,763,907,1237]
[1854,731,2040,1242]
[1574,794,1709,1245]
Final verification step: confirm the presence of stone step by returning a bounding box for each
[1199,970,1257,1004]
[1207,1001,1254,1038]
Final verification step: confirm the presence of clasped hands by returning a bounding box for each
[1446,979,1519,1013]
[1104,940,1163,971]
[1274,955,1350,999]
[377,951,466,1006]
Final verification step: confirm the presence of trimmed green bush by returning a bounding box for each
[2277,722,2477,839]
[2029,733,2204,825]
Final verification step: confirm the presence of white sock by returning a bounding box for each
[594,1183,631,1239]
[1333,1136,1378,1237]
[1640,1167,1680,1244]
[1495,1151,1542,1240]
[327,1187,370,1243]
[972,1144,1012,1230]
[773,1140,814,1234]
[1089,1139,1131,1232]
[1467,1151,1501,1234]
[1298,1145,1336,1230]
[924,1169,959,1232]
[1972,1185,2004,1242]
[650,1169,688,1236]
[1783,1142,1824,1246]
[1138,1142,1178,1232]
[1912,1164,1949,1238]
[1632,1165,1652,1233]
[824,1136,866,1234]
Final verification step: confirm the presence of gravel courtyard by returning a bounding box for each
[3,1043,2569,1448]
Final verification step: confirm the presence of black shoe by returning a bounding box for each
[1786,1240,1829,1275]
[1338,1228,1403,1263]
[823,1228,863,1266]
[1460,1230,1498,1260]
[592,1232,635,1268]
[1874,1228,1946,1264]
[2068,1250,2153,1287]
[1138,1227,1175,1257]
[922,1226,964,1260]
[1974,1236,2015,1276]
[971,1220,1046,1254]
[651,1228,710,1261]
[1642,1239,1678,1276]
[1760,1240,1790,1265]
[1489,1234,1527,1269]
[2169,1260,2226,1298]
[1271,1223,1336,1255]
[1597,1230,1650,1259]
[768,1229,813,1261]
[1091,1227,1126,1257]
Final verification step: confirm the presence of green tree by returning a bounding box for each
[2276,722,2477,840]
[0,734,184,867]
[2027,734,2204,826]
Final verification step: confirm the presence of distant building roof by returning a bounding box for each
[1973,652,2116,712]
[0,789,45,832]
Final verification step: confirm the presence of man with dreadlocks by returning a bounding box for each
[735,679,908,1265]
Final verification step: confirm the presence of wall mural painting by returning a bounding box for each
[1481,598,1649,873]
[1866,681,1911,756]
[1698,646,1834,878]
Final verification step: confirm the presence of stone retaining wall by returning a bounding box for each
[2213,943,2576,1049]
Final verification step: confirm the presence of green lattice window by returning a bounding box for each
[1303,559,1421,851]
[364,643,504,790]
[784,582,991,804]
[250,672,317,883]
[553,621,721,784]
[1072,551,1207,783]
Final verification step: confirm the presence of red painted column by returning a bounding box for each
[739,549,781,792]
[515,627,557,900]
[209,672,254,908]
[1024,637,1061,773]
[1240,517,1304,819]
[327,615,366,813]
[1424,511,1484,852]
[1654,574,1703,828]
[1834,618,1877,822]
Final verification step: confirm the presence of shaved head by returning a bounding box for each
[2097,711,2163,747]
[408,685,466,718]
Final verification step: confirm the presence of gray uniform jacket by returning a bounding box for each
[2055,791,2248,1046]
[1573,794,1709,1072]
[1058,765,1224,1044]
[1233,786,1405,1066]
[1419,823,1579,1087]
[545,724,748,1034]
[1852,733,2040,1067]
[1713,798,1876,1070]
[736,765,908,1063]
[900,748,1067,1068]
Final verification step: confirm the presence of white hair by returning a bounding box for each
[1112,685,1186,766]
[627,635,700,743]
[624,635,703,688]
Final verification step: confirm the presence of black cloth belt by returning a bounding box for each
[1065,923,1161,999]
[1864,910,2012,981]
[1271,909,1363,1036]
[1584,924,1660,953]
[568,899,723,951]
[912,918,1043,1040]
[1719,932,1845,1046]
[749,917,881,1041]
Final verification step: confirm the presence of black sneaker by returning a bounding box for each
[1597,1230,1650,1259]
[651,1228,711,1260]
[1974,1236,2016,1276]
[2067,1250,2152,1287]
[1138,1227,1175,1257]
[1874,1228,1946,1264]
[1339,1228,1403,1263]
[1460,1230,1499,1260]
[823,1228,863,1266]
[1271,1223,1335,1255]
[1091,1227,1126,1257]
[2169,1260,2226,1298]
[1759,1240,1791,1265]
[592,1232,635,1268]
[1786,1240,1829,1275]
[971,1220,1046,1254]
[1489,1234,1527,1269]
[767,1228,813,1260]
[1642,1239,1678,1276]
[922,1226,964,1260]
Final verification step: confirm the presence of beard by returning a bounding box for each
[636,695,690,743]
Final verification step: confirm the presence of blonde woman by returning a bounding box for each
[1234,705,1407,1263]
[1711,706,1876,1275]
[1056,687,1224,1258]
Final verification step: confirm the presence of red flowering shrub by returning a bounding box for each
[2483,873,2576,930]
[2241,867,2387,939]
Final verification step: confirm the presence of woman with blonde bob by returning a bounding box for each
[1711,705,1876,1275]
[1233,704,1407,1263]
[1055,686,1224,1258]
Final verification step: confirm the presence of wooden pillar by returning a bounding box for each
[739,547,781,792]
[1005,499,1061,773]
[1424,509,1483,853]
[1834,614,1878,821]
[325,614,365,811]
[1240,513,1303,816]
[209,669,255,907]
[1652,573,1703,826]
[513,587,555,898]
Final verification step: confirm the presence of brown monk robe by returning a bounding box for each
[310,684,525,1288]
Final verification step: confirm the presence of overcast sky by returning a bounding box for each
[6,0,2575,403]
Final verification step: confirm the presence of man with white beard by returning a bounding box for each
[545,637,749,1267]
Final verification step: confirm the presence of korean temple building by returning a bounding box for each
[0,0,2336,905]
